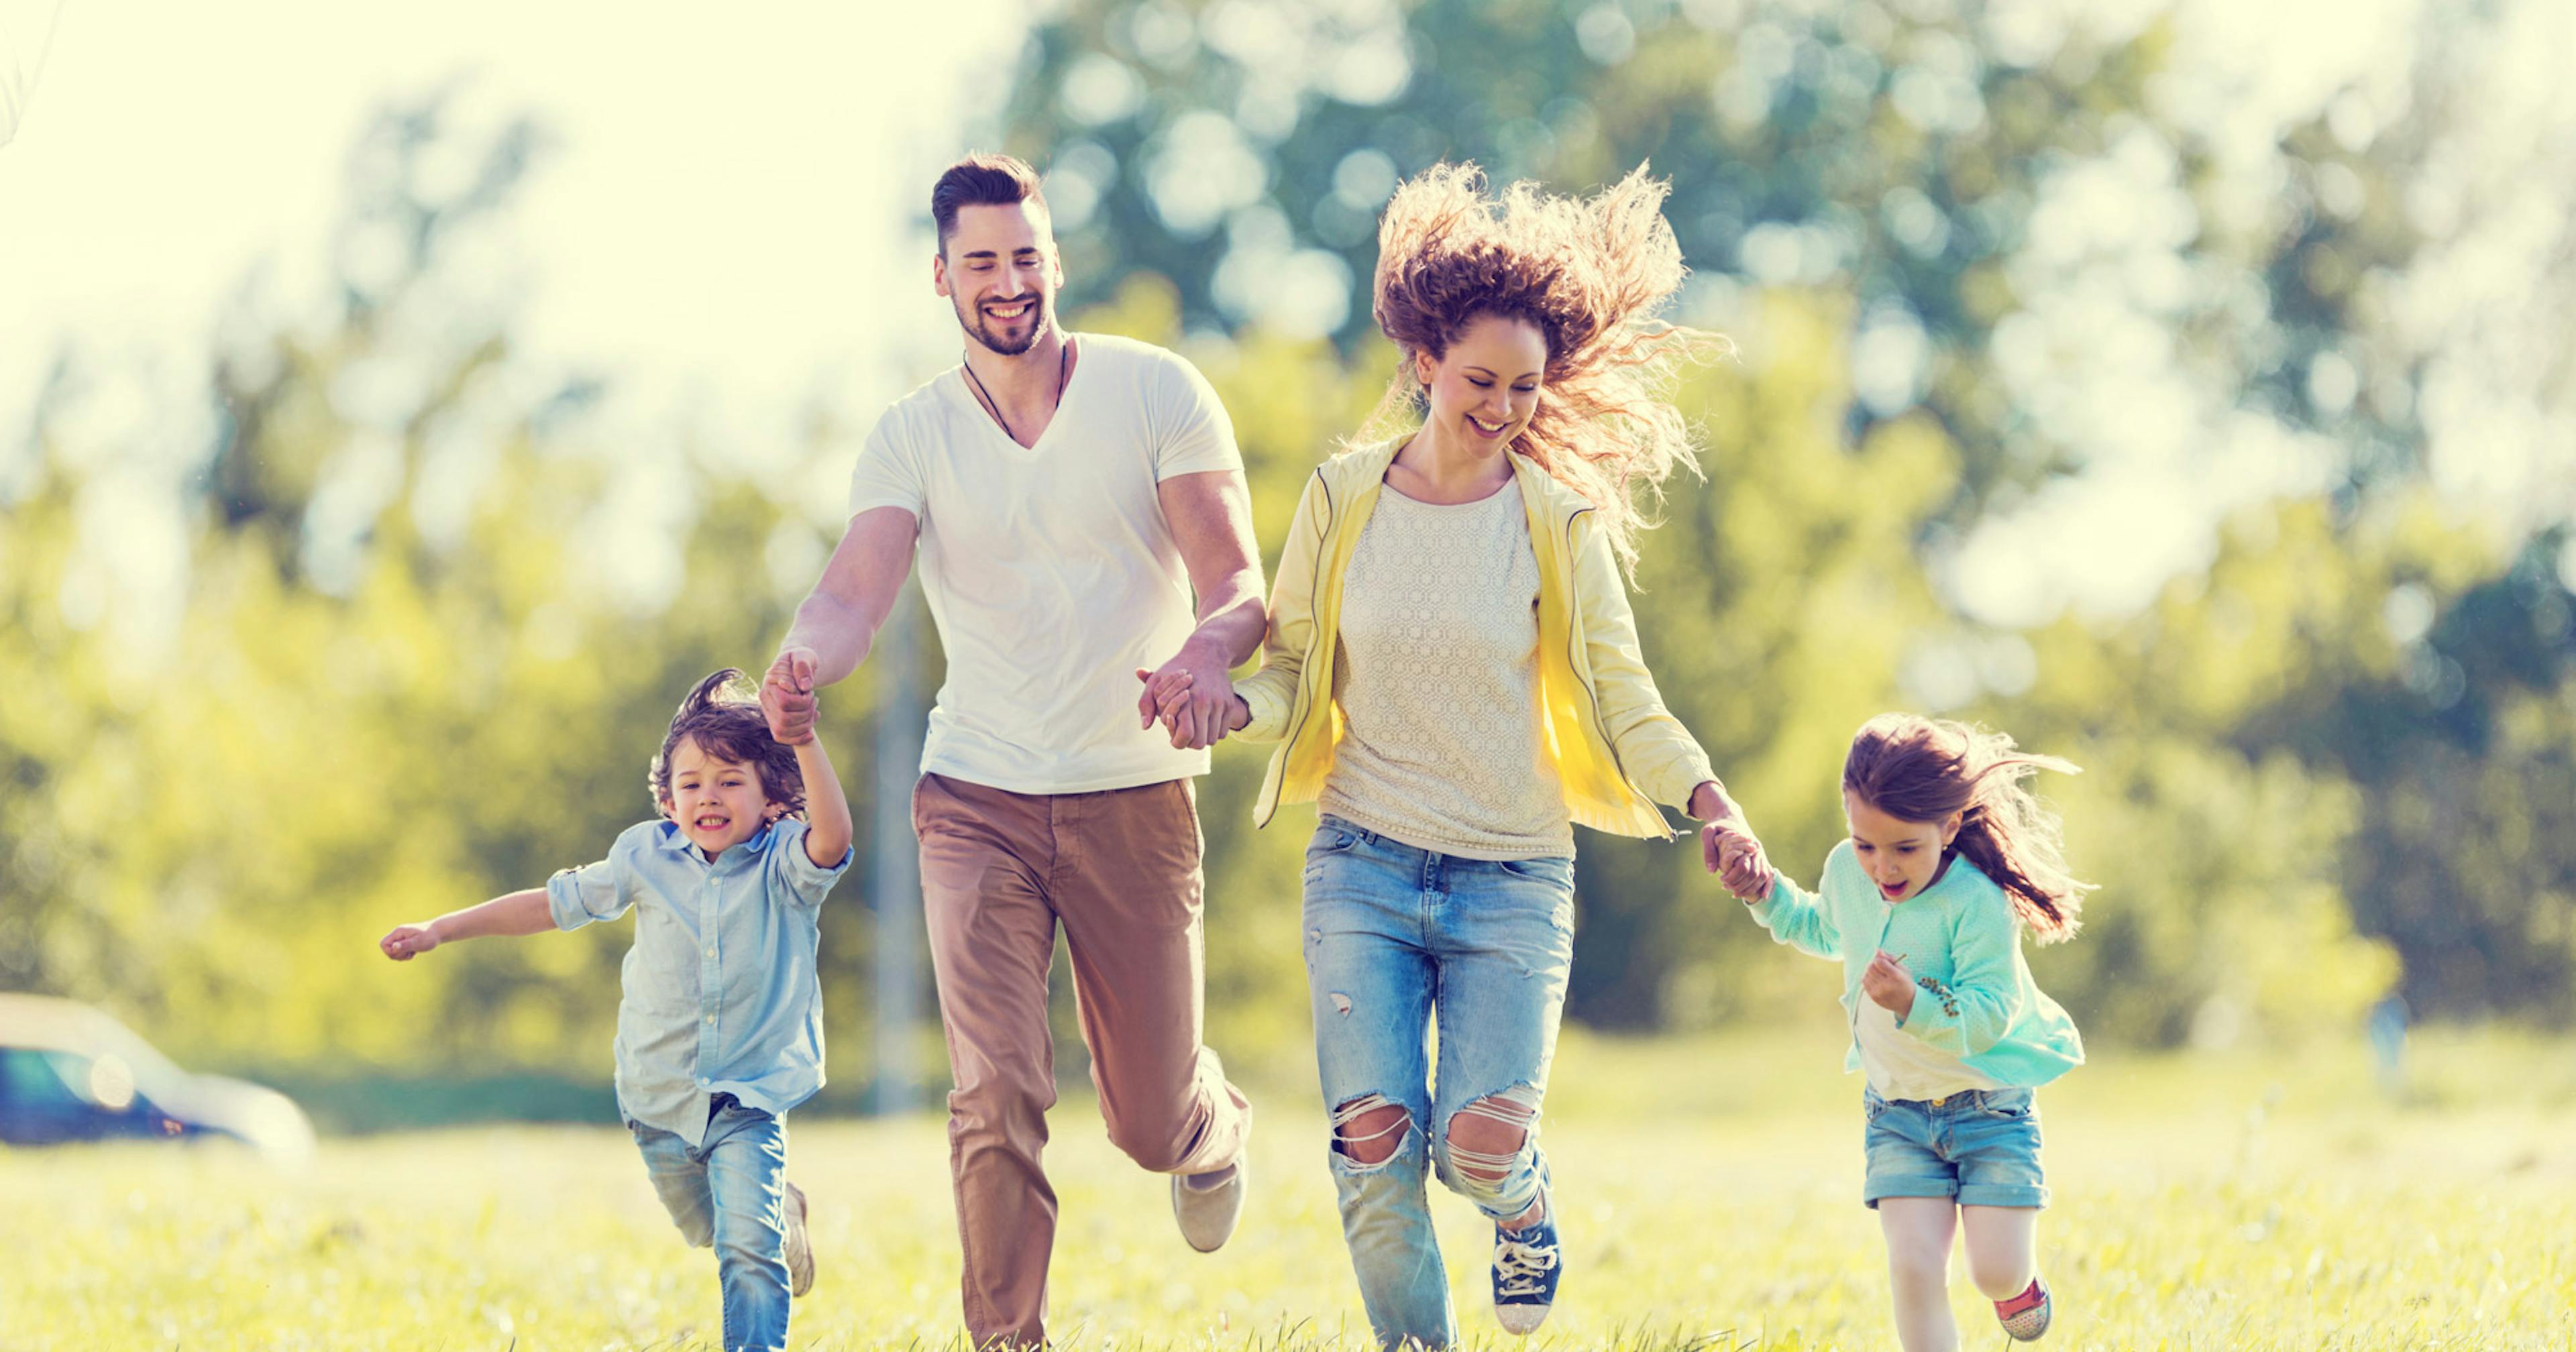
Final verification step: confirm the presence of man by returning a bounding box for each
[760,152,1261,1351]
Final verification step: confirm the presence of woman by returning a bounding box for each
[1152,162,1765,1347]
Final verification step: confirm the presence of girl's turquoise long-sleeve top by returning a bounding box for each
[1749,840,2084,1088]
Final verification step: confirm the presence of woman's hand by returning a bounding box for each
[1136,667,1250,747]
[1703,822,1774,901]
[1862,949,1917,1019]
[1690,781,1774,898]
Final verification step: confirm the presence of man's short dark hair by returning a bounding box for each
[932,153,1049,252]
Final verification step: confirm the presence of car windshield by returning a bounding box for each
[80,1014,192,1092]
[0,1003,195,1101]
[0,1047,94,1109]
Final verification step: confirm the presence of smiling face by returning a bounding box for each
[661,737,782,858]
[934,200,1062,357]
[1413,312,1546,461]
[1843,789,1963,903]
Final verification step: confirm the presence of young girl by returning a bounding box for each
[379,669,853,1352]
[1711,714,2086,1348]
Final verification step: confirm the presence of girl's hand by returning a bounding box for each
[380,923,440,961]
[1702,822,1775,901]
[1863,949,1917,1018]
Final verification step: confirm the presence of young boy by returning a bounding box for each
[380,668,854,1352]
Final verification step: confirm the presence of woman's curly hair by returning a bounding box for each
[648,669,806,819]
[1364,161,1725,575]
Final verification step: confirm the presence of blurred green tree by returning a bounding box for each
[0,98,908,1087]
[3,0,2568,1110]
[1005,0,2571,1037]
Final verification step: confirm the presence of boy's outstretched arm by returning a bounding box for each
[796,736,854,870]
[380,888,553,960]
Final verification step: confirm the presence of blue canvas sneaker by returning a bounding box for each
[1491,1204,1562,1335]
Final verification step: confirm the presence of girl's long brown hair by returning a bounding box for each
[1364,162,1725,576]
[1843,714,2090,943]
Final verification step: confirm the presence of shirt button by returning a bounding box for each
[705,948,716,958]
[704,1015,716,1025]
[697,1077,709,1087]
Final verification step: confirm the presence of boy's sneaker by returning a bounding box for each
[1996,1276,2051,1341]
[782,1181,814,1298]
[1491,1206,1563,1335]
[1171,1158,1246,1253]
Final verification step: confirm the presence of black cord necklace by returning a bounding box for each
[961,337,1070,446]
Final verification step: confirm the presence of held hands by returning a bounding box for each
[1862,949,1918,1019]
[1134,644,1248,750]
[379,923,439,961]
[762,647,820,746]
[1693,782,1775,901]
[1690,782,1779,904]
[1703,822,1775,901]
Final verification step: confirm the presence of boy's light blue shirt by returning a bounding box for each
[1749,840,2083,1088]
[548,816,852,1147]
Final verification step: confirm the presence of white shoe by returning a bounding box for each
[782,1180,814,1298]
[1171,1159,1246,1253]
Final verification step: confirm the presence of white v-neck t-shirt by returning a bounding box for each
[846,333,1242,795]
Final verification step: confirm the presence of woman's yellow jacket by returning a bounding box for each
[1235,440,1717,838]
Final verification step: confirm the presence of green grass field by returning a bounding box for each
[6,1028,2572,1351]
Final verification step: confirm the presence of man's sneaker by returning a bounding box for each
[1491,1207,1562,1335]
[1996,1276,2051,1341]
[1171,1158,1246,1253]
[781,1181,814,1298]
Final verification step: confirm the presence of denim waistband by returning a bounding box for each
[1865,1084,2029,1111]
[1316,814,1577,896]
[1318,814,1405,854]
[1317,815,1571,864]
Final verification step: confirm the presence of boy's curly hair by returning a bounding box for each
[648,669,806,818]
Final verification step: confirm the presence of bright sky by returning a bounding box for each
[1,0,1018,470]
[1938,0,2574,626]
[4,0,2561,645]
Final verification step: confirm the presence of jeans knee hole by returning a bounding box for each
[1331,1096,1411,1168]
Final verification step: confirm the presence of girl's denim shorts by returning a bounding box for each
[1861,1084,2047,1210]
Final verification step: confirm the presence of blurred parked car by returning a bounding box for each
[0,993,315,1161]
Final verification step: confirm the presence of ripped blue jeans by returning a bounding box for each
[1302,816,1576,1351]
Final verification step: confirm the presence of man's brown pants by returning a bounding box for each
[913,772,1253,1349]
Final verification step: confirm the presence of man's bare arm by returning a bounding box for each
[1136,469,1266,749]
[765,506,919,744]
[1163,469,1265,663]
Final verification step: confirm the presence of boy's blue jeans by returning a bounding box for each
[631,1094,792,1352]
[1301,816,1578,1351]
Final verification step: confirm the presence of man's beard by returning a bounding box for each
[958,291,1049,356]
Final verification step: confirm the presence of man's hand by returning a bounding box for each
[1134,640,1242,750]
[763,647,820,746]
[379,923,439,961]
[1863,949,1918,1019]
